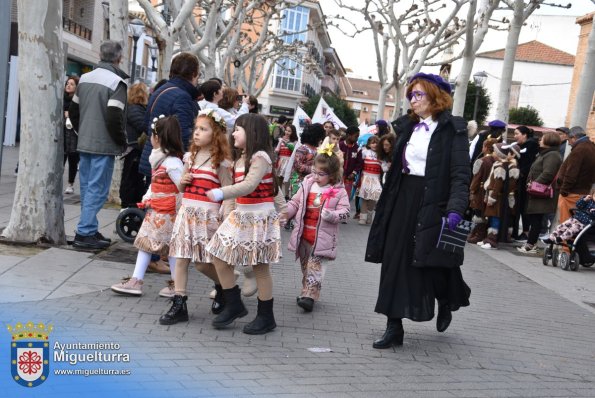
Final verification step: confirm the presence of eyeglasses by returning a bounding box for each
[407,90,427,102]
[311,169,329,177]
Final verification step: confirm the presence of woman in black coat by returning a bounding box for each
[119,82,148,208]
[63,76,79,194]
[366,73,471,349]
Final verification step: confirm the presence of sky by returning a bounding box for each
[320,0,595,80]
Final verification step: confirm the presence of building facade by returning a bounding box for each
[341,77,396,125]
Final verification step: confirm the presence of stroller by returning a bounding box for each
[542,220,595,271]
[115,207,145,243]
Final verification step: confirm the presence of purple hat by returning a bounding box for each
[408,72,451,94]
[488,119,507,129]
[376,119,388,127]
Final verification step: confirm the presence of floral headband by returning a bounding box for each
[198,108,227,131]
[150,114,166,131]
[317,143,335,157]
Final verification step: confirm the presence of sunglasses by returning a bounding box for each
[406,90,427,101]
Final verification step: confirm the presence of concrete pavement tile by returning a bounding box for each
[0,284,49,302]
[45,281,107,299]
[0,253,25,274]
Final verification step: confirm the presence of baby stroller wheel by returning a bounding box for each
[559,252,570,271]
[542,246,552,266]
[116,207,145,243]
[570,252,580,271]
[552,248,559,267]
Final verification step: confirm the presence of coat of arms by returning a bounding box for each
[7,321,52,387]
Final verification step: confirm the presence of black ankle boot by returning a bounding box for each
[243,298,276,335]
[211,284,224,315]
[372,318,403,349]
[436,303,452,333]
[212,285,248,329]
[159,295,188,325]
[297,297,314,312]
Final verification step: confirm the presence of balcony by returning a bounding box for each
[63,17,92,41]
[321,75,340,96]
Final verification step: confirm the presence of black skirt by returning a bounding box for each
[374,175,471,322]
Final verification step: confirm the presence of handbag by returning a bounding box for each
[526,180,553,198]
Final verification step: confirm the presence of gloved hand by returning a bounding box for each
[321,208,335,222]
[447,212,462,231]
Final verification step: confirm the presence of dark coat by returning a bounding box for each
[557,137,595,196]
[365,111,470,267]
[518,138,539,180]
[63,94,78,154]
[139,77,200,177]
[126,103,146,149]
[526,147,562,215]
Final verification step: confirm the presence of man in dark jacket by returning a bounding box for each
[138,52,200,179]
[69,41,128,249]
[555,127,570,159]
[557,126,595,223]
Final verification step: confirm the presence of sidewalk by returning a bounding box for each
[1,144,595,397]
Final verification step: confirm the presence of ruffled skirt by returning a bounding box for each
[358,172,382,201]
[169,201,221,263]
[276,156,291,178]
[206,204,281,267]
[134,209,176,256]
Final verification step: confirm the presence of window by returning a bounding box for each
[509,81,521,109]
[273,6,309,92]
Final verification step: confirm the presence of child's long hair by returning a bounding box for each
[232,113,279,195]
[285,124,298,142]
[314,152,342,185]
[189,114,231,169]
[366,135,379,150]
[153,116,184,159]
[376,134,395,162]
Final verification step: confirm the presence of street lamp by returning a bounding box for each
[129,18,145,83]
[472,71,488,121]
[149,45,158,72]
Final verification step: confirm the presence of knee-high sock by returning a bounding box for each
[212,257,236,289]
[132,250,152,280]
[174,258,190,296]
[168,256,176,279]
[195,262,220,283]
[253,263,273,301]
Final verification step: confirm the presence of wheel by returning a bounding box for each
[542,246,552,266]
[570,252,580,271]
[559,252,570,271]
[552,248,559,267]
[116,207,145,243]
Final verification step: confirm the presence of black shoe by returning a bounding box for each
[73,233,110,249]
[436,304,452,333]
[514,233,528,242]
[243,298,276,335]
[159,295,189,325]
[94,232,112,244]
[212,284,224,315]
[373,318,404,349]
[297,297,314,312]
[212,285,248,329]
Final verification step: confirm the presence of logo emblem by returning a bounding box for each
[7,322,52,387]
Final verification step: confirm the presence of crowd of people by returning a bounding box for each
[63,40,595,348]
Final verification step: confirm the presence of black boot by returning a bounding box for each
[243,298,276,335]
[159,295,188,325]
[212,285,248,329]
[372,318,403,349]
[436,303,452,333]
[297,297,314,312]
[211,284,224,315]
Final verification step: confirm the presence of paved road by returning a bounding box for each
[1,145,595,397]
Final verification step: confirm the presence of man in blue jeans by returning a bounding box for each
[69,41,128,249]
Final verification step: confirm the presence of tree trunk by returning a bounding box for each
[452,0,477,116]
[158,34,174,80]
[106,0,129,206]
[570,21,595,129]
[2,0,66,244]
[495,0,524,123]
[377,85,390,121]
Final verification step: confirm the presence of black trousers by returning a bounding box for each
[527,213,545,245]
[63,152,79,184]
[119,148,146,208]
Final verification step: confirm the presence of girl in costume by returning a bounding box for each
[357,135,382,225]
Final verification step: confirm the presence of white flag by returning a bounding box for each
[312,97,347,129]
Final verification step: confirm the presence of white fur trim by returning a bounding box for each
[493,167,506,180]
[509,168,520,179]
[472,159,483,175]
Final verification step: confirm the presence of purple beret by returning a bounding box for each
[376,119,388,127]
[408,73,451,94]
[488,119,507,129]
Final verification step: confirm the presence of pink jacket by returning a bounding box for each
[287,174,351,260]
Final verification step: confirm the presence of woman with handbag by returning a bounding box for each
[517,132,562,254]
[365,73,471,349]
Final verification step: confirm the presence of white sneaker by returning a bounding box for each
[111,277,143,296]
[517,245,537,254]
[480,242,496,250]
[242,269,258,297]
[64,185,74,194]
[159,280,175,298]
[476,241,485,246]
